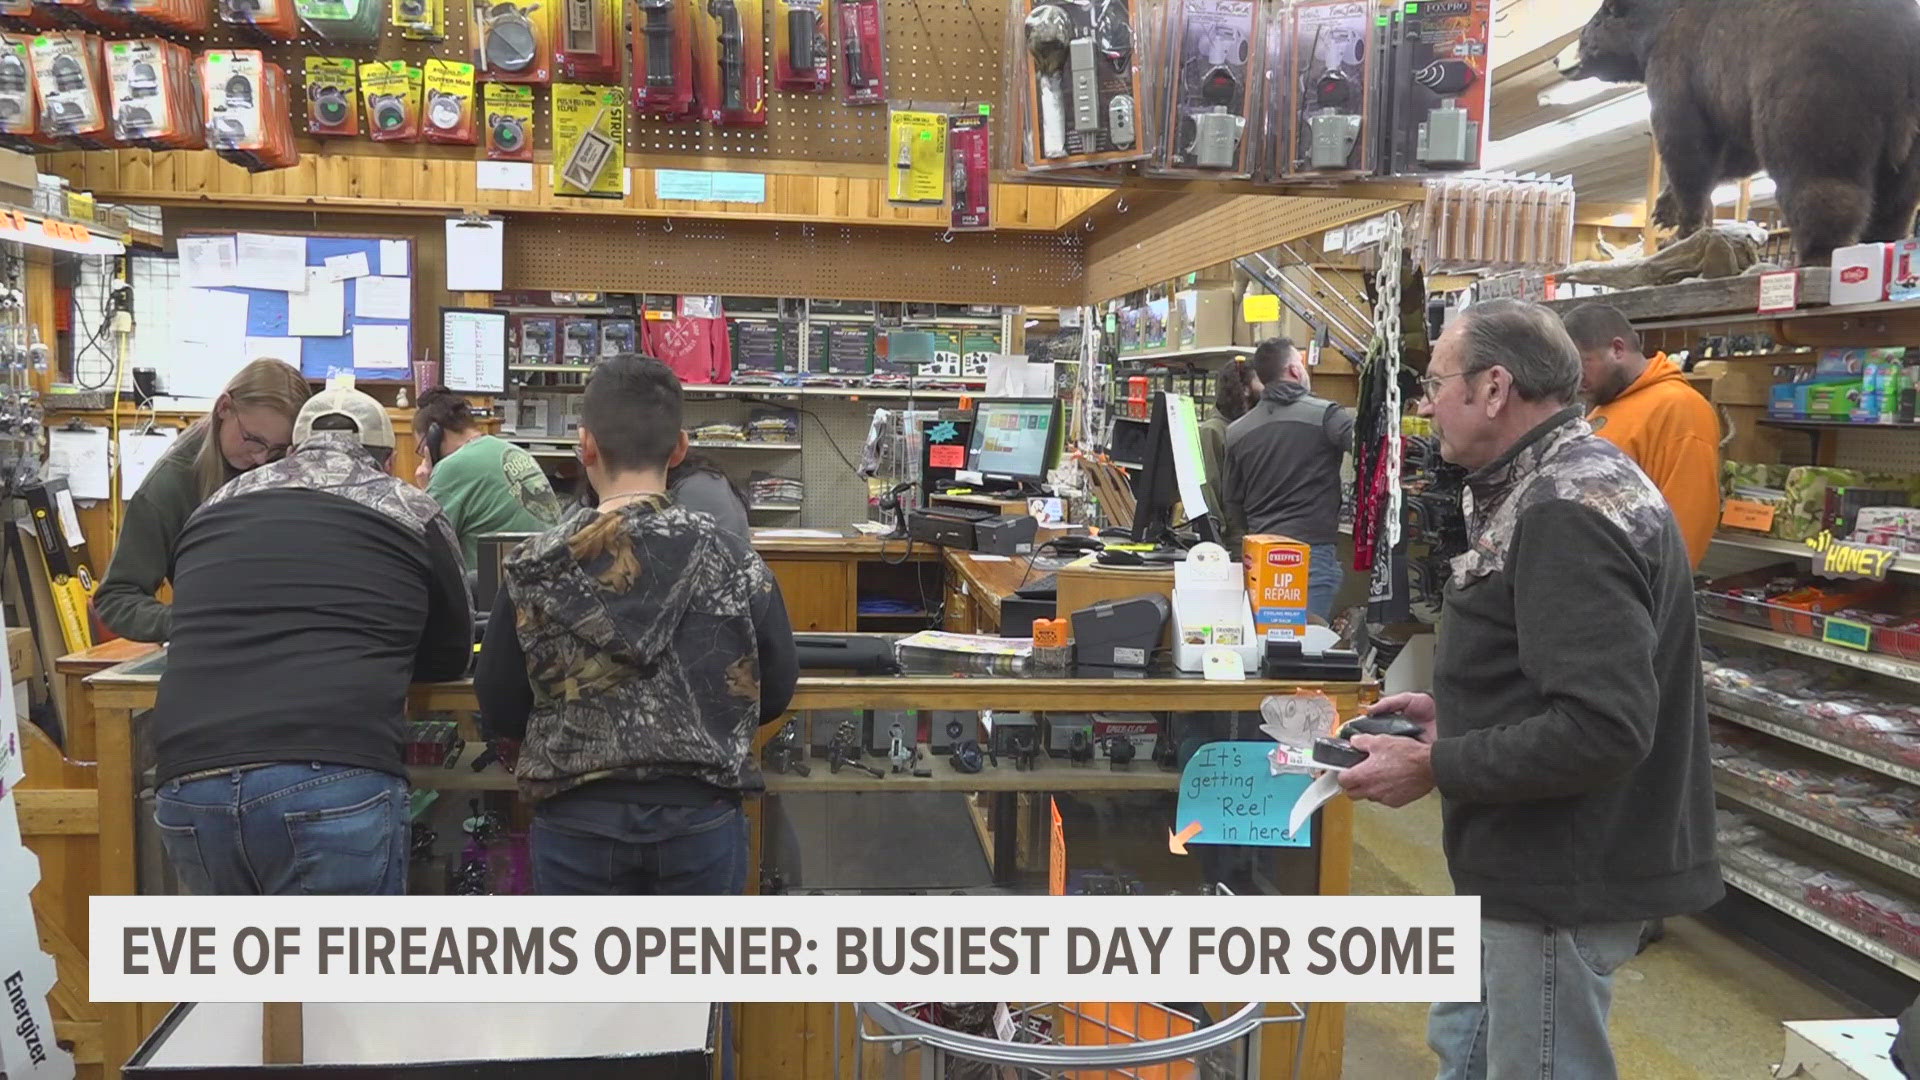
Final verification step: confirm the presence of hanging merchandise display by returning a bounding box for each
[1350,210,1406,612]
[772,0,828,90]
[695,0,765,125]
[1384,0,1488,174]
[482,79,532,158]
[200,50,297,168]
[0,34,38,145]
[96,0,210,34]
[29,31,108,145]
[948,110,991,230]
[836,0,885,106]
[216,0,299,38]
[421,57,475,143]
[42,0,138,32]
[1286,0,1373,178]
[633,0,694,115]
[359,58,420,142]
[1011,0,1146,170]
[645,296,734,385]
[555,0,618,80]
[1155,0,1259,177]
[551,82,624,196]
[393,0,444,39]
[106,37,200,147]
[473,0,551,83]
[0,0,46,25]
[297,0,384,44]
[304,55,359,135]
[886,105,947,204]
[1420,175,1575,271]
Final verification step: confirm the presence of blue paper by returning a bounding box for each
[655,170,714,201]
[709,171,766,203]
[199,234,412,383]
[1174,742,1314,848]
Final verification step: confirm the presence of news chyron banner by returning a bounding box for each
[92,896,1479,1003]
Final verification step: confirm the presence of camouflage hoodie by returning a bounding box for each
[499,493,792,802]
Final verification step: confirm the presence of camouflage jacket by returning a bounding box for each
[499,493,794,802]
[204,431,464,558]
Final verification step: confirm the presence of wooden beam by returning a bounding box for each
[263,1003,304,1065]
[1642,144,1664,254]
[15,789,98,835]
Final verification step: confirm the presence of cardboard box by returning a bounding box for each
[0,148,36,206]
[1829,243,1894,305]
[1892,239,1920,301]
[1243,534,1311,641]
[1177,285,1236,349]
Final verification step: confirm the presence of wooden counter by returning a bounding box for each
[752,532,940,633]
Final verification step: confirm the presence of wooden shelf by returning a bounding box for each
[1698,617,1920,685]
[1721,866,1920,982]
[1120,345,1253,364]
[1711,704,1920,788]
[751,503,803,512]
[1714,770,1920,881]
[690,441,802,451]
[1757,418,1920,432]
[510,364,595,373]
[1711,533,1920,580]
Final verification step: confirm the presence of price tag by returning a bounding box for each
[1721,499,1777,532]
[1757,271,1800,314]
[1821,617,1873,652]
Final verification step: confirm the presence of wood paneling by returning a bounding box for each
[765,560,852,632]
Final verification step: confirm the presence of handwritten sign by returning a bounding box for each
[1805,531,1903,581]
[1757,270,1800,314]
[1175,742,1314,848]
[929,443,966,469]
[1722,499,1777,533]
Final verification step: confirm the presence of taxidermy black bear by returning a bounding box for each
[1560,0,1920,266]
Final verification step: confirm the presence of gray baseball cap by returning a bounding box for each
[294,375,395,449]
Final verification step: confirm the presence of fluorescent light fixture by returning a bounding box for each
[1483,91,1651,171]
[1712,175,1778,206]
[1607,212,1637,227]
[1536,78,1615,108]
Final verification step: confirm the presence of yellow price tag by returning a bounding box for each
[1242,293,1281,323]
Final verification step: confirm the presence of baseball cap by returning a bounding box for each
[294,374,395,449]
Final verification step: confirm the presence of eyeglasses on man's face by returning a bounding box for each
[1420,367,1484,401]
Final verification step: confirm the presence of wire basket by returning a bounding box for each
[846,1001,1307,1080]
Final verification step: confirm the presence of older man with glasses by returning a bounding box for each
[1337,299,1722,1080]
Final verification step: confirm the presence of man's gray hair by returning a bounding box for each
[1457,298,1583,406]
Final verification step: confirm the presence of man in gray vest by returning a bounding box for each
[1222,337,1355,620]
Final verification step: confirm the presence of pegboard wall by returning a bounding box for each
[1833,426,1920,476]
[503,212,1085,304]
[27,0,1009,166]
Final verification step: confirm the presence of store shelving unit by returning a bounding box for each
[1711,533,1920,581]
[1699,617,1920,684]
[750,503,803,513]
[1713,768,1920,881]
[1720,866,1920,983]
[690,441,802,451]
[1710,703,1920,789]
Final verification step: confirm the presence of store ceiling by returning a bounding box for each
[1489,50,1654,209]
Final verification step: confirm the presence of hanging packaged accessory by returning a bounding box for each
[296,0,382,43]
[1385,0,1487,173]
[1013,0,1144,170]
[552,82,624,196]
[360,58,419,142]
[556,0,617,79]
[0,34,39,146]
[473,0,550,83]
[836,0,884,105]
[696,0,764,125]
[200,49,296,169]
[948,109,991,230]
[393,0,443,39]
[634,0,695,115]
[107,37,199,147]
[886,105,947,204]
[422,57,474,144]
[94,0,210,35]
[215,0,298,38]
[30,31,108,145]
[304,55,358,135]
[1157,0,1258,176]
[773,0,828,90]
[1288,0,1372,176]
[482,79,532,158]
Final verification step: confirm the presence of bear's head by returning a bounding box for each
[1560,0,1666,84]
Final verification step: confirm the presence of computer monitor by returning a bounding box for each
[1107,417,1150,469]
[965,398,1058,484]
[1128,392,1218,546]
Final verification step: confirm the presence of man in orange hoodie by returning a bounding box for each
[1561,303,1722,568]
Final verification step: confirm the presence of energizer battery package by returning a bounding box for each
[555,0,619,80]
[1385,0,1489,174]
[836,0,886,104]
[472,0,551,83]
[305,56,359,136]
[1011,0,1148,170]
[695,0,766,125]
[483,80,533,158]
[1154,0,1260,177]
[774,0,830,90]
[633,0,695,116]
[1286,0,1373,178]
[552,82,625,196]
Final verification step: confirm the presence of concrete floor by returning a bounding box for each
[1340,794,1866,1079]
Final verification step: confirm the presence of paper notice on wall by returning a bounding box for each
[378,239,410,277]
[177,235,237,288]
[243,336,302,366]
[352,323,411,369]
[117,428,177,499]
[171,289,252,398]
[288,267,346,337]
[445,219,504,293]
[234,232,307,292]
[354,276,412,322]
[322,251,370,282]
[46,427,110,501]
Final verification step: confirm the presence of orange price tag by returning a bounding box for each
[1048,797,1065,897]
[1721,499,1776,532]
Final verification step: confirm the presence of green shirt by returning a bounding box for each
[427,434,561,567]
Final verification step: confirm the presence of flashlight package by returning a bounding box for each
[1285,0,1373,178]
[303,56,357,135]
[556,0,617,79]
[836,0,884,105]
[695,0,764,126]
[30,31,108,144]
[948,111,990,230]
[297,0,383,43]
[632,0,694,116]
[422,57,475,143]
[200,50,296,169]
[482,80,533,158]
[359,58,420,142]
[216,0,298,39]
[392,0,442,38]
[773,0,828,90]
[552,82,624,197]
[0,34,40,145]
[107,37,200,147]
[473,0,550,84]
[1154,0,1259,177]
[1381,0,1488,175]
[1009,0,1147,171]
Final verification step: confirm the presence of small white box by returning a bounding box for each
[1172,556,1258,673]
[1830,243,1894,305]
[1891,239,1920,301]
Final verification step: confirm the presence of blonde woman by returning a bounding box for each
[95,359,312,642]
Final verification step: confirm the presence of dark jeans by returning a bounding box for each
[155,762,409,895]
[531,796,748,896]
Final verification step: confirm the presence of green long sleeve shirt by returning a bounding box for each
[94,426,225,643]
[426,434,562,568]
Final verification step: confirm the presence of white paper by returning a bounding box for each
[53,488,82,548]
[969,554,1012,563]
[476,161,534,192]
[322,251,370,281]
[243,336,302,365]
[353,276,412,321]
[378,239,410,277]
[171,289,253,398]
[47,428,110,501]
[117,427,177,499]
[352,323,411,370]
[753,529,844,539]
[1023,362,1056,397]
[288,267,345,337]
[985,354,1024,396]
[445,219,504,292]
[234,232,307,292]
[177,236,237,288]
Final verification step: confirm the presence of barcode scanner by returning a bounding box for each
[1310,712,1425,769]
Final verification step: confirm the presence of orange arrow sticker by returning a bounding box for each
[1168,821,1204,855]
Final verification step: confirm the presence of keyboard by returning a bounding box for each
[928,505,998,522]
[1015,572,1059,598]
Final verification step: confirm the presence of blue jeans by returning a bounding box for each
[1428,917,1646,1080]
[154,763,409,896]
[531,797,748,896]
[1309,543,1343,622]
